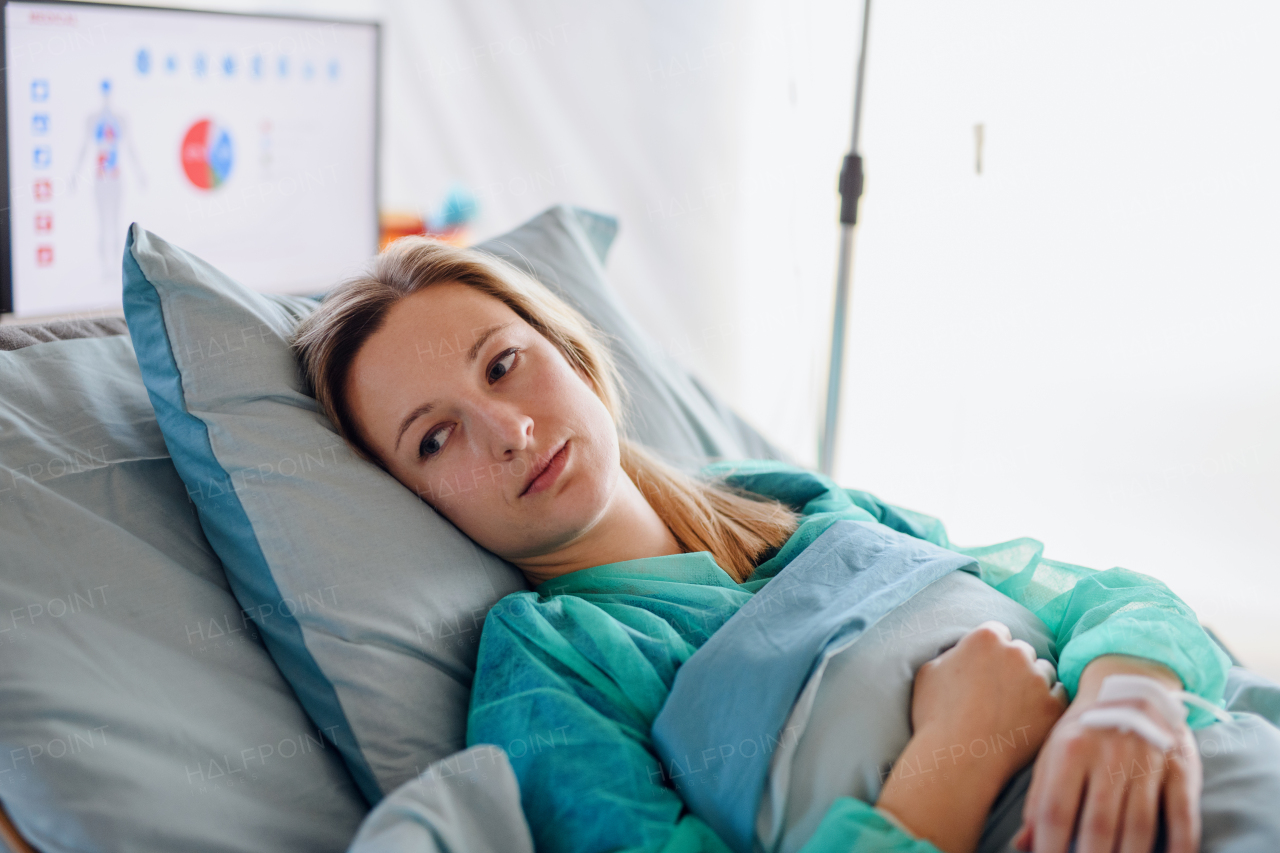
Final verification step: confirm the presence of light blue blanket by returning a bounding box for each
[651,520,976,852]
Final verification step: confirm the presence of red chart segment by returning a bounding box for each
[181,119,234,190]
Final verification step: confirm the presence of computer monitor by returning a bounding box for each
[1,1,379,317]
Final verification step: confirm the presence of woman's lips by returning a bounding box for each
[522,441,569,497]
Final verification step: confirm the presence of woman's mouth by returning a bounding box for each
[521,441,569,497]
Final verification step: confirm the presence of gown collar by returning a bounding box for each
[534,550,740,596]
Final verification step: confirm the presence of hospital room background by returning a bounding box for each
[3,0,1278,692]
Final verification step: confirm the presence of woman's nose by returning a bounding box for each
[476,400,534,458]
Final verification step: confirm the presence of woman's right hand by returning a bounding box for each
[875,621,1068,853]
[911,620,1068,778]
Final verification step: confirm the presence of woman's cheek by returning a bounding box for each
[425,488,492,549]
[438,461,504,508]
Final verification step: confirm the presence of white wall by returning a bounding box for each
[843,0,1280,679]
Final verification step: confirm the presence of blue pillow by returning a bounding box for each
[0,335,366,852]
[122,205,790,804]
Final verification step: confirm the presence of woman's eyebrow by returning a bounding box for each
[393,322,513,453]
[467,322,512,362]
[394,401,435,453]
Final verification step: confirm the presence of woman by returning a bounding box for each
[292,237,1229,853]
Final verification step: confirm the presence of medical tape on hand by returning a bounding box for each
[1079,705,1177,751]
[1078,675,1183,751]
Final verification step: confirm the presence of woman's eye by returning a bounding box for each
[418,424,452,460]
[488,349,518,384]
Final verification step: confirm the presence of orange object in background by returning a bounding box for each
[378,211,470,251]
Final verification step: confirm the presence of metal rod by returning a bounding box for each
[850,0,873,152]
[818,225,856,475]
[818,0,873,477]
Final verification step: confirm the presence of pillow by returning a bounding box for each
[0,335,366,852]
[0,316,129,351]
[122,204,790,803]
[347,746,533,853]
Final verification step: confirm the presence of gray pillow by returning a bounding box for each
[0,335,366,853]
[0,316,129,351]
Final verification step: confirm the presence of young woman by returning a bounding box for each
[292,237,1230,853]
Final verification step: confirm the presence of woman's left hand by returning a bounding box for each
[1012,656,1202,853]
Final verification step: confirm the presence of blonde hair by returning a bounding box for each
[291,236,798,583]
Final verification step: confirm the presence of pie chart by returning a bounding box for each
[181,119,234,190]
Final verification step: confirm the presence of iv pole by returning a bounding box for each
[817,0,872,477]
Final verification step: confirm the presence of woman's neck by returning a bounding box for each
[515,468,684,585]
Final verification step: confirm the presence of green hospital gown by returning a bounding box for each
[465,459,1231,853]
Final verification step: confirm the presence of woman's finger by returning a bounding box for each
[975,619,1013,641]
[1163,744,1202,853]
[1010,638,1037,664]
[1117,753,1159,853]
[1028,746,1089,853]
[1032,658,1057,690]
[1073,766,1124,853]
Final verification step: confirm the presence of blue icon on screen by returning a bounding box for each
[222,55,235,76]
[327,59,340,80]
[31,79,49,101]
[165,54,178,73]
[251,54,263,78]
[136,48,151,74]
[277,56,289,78]
[302,61,314,80]
[194,52,208,77]
[32,114,49,134]
[33,146,51,168]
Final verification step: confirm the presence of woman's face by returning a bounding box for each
[345,282,624,564]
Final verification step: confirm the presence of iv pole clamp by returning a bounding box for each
[817,0,872,477]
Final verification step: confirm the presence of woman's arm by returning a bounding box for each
[467,591,698,853]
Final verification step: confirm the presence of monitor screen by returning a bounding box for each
[2,1,378,317]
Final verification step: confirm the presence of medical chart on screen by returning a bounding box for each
[4,3,378,316]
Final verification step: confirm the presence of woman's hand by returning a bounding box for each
[909,620,1067,773]
[1013,655,1202,853]
[876,621,1067,853]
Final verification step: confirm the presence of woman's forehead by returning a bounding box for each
[350,285,524,397]
[367,286,517,363]
[390,283,518,337]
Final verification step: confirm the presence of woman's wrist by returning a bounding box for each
[1071,654,1182,712]
[876,725,1014,853]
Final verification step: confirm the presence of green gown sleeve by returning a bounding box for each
[635,799,944,853]
[842,488,1233,728]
